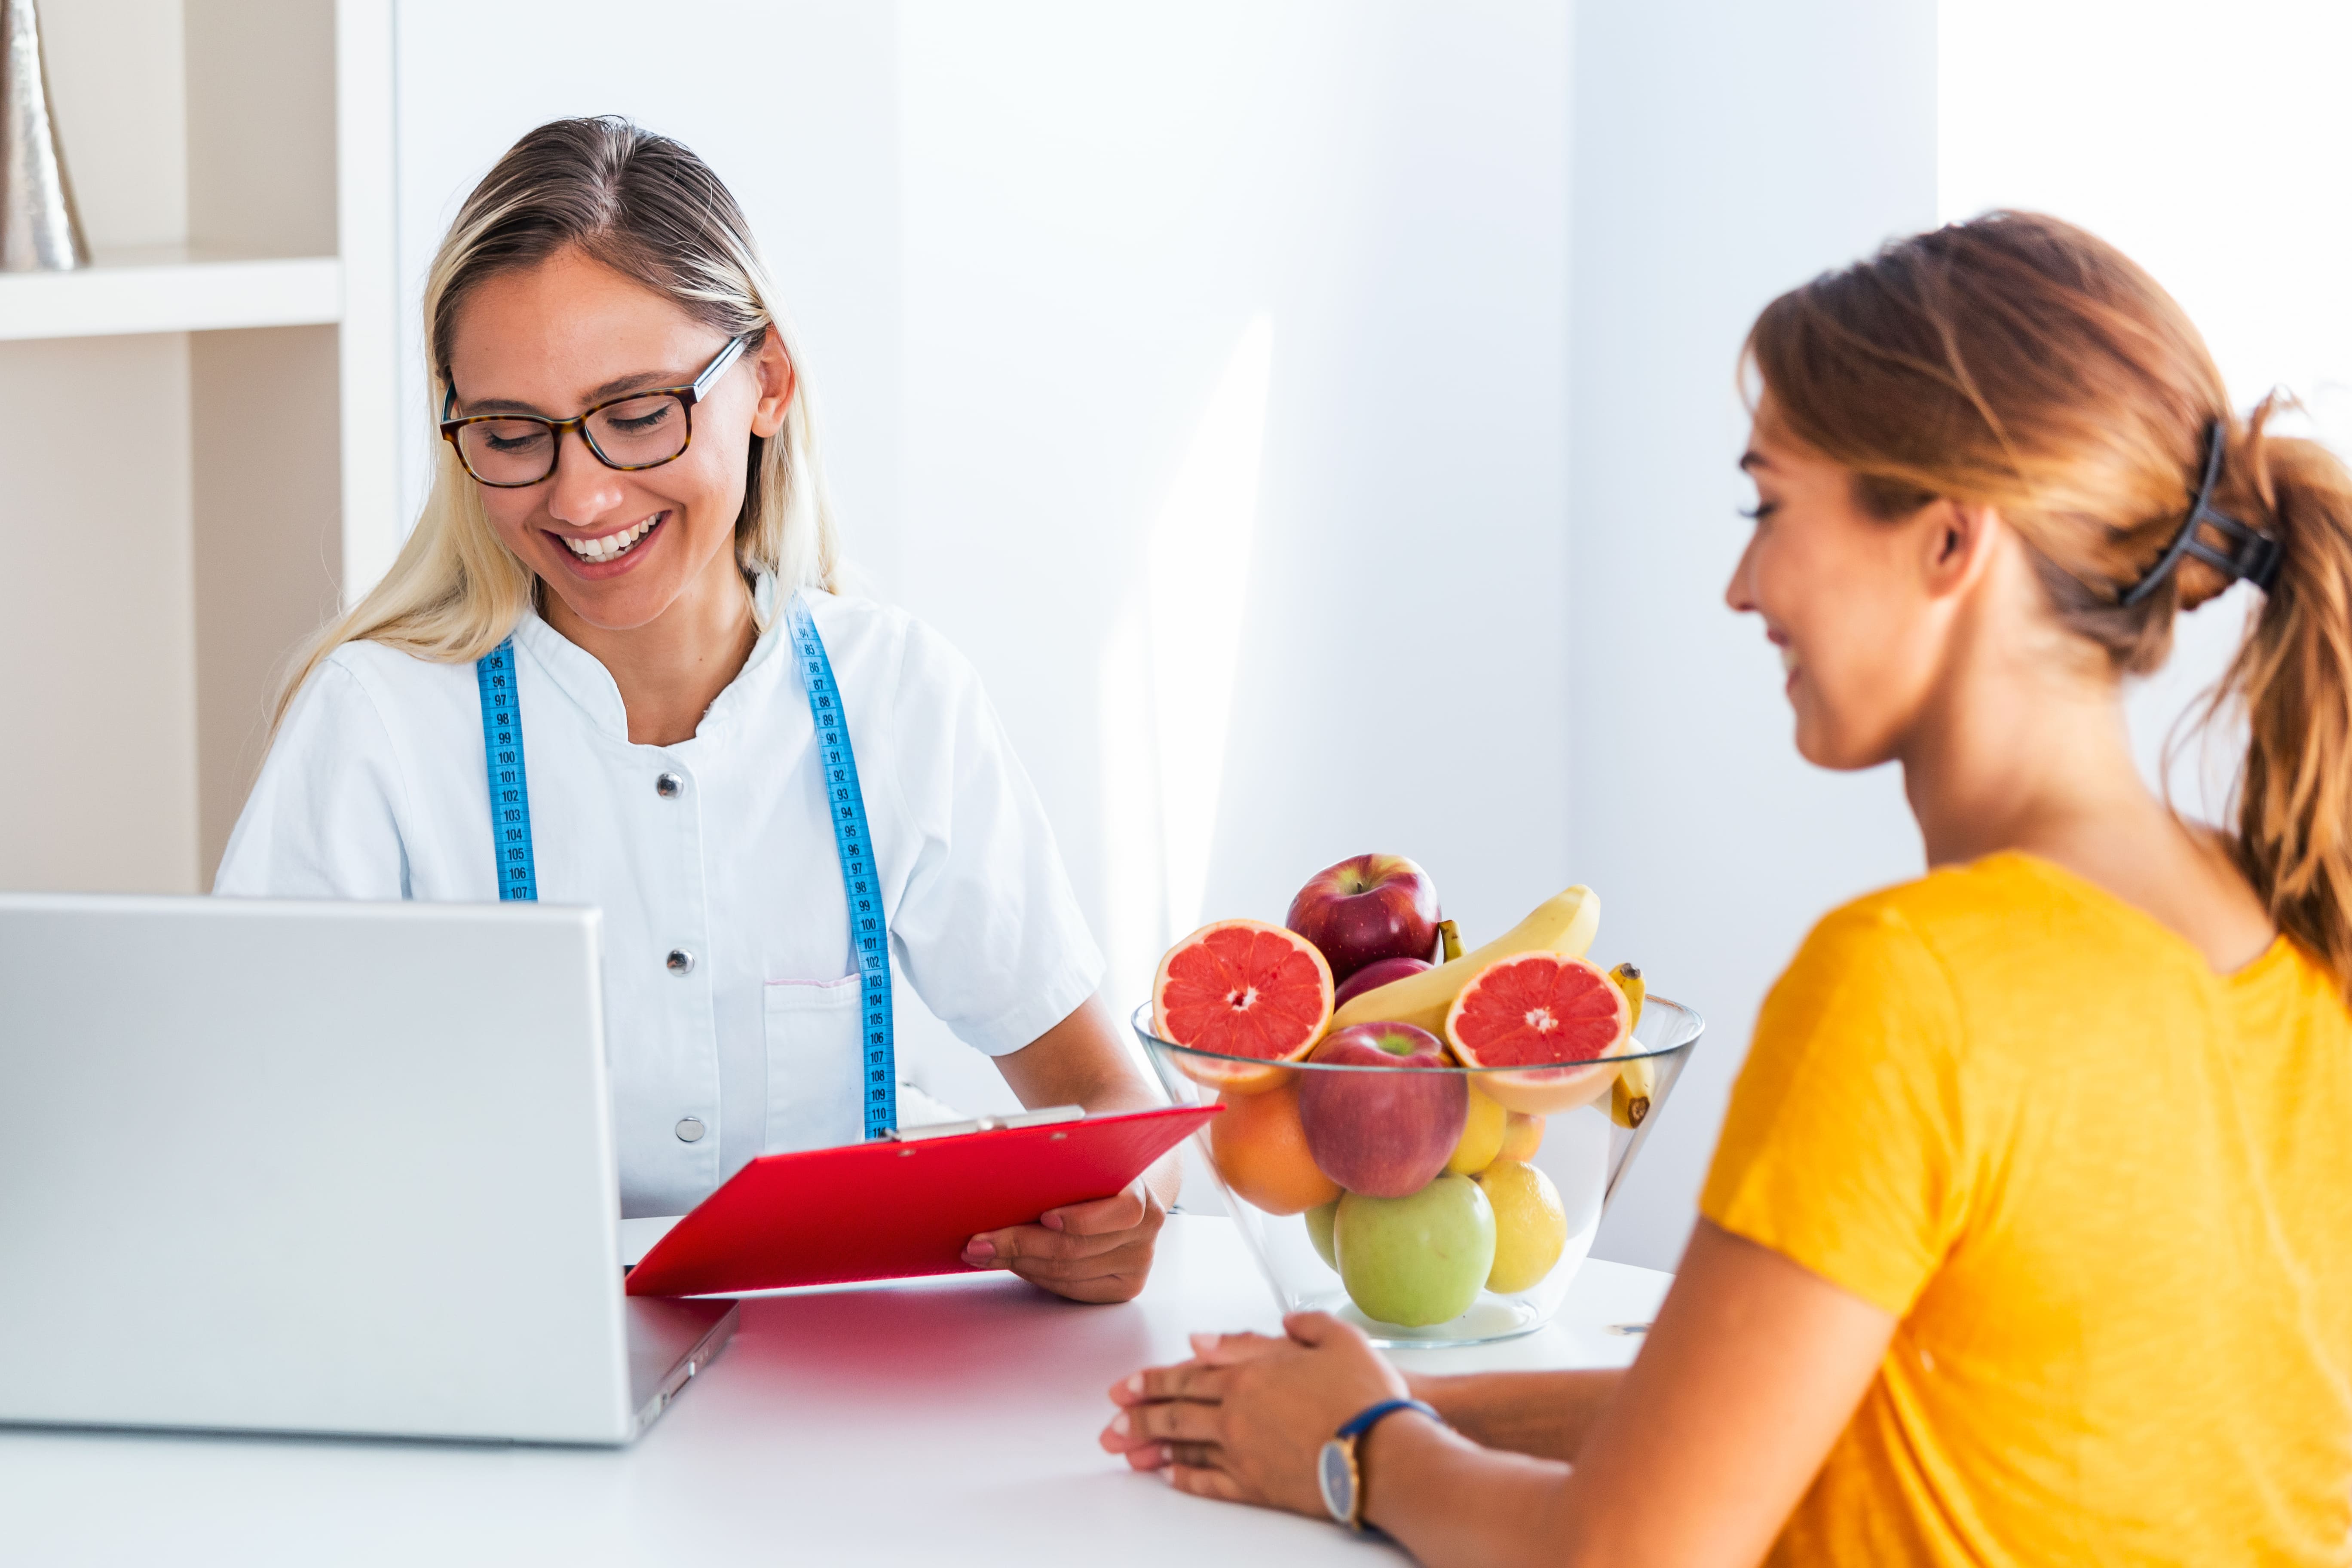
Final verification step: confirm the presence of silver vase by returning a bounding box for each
[0,0,86,271]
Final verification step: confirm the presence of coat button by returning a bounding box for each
[656,772,683,798]
[674,1116,705,1143]
[666,949,695,975]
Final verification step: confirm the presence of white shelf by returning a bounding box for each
[0,249,342,341]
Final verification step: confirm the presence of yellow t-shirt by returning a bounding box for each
[1702,852,2352,1566]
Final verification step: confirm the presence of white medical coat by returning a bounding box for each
[215,585,1104,1216]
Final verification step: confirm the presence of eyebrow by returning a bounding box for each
[1738,449,1772,472]
[458,367,692,417]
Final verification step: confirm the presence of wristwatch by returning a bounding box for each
[1317,1397,1442,1531]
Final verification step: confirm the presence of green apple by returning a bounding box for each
[1335,1175,1497,1327]
[1305,1200,1340,1269]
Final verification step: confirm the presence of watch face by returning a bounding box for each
[1317,1439,1356,1525]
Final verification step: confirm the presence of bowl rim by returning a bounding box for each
[1129,995,1704,1074]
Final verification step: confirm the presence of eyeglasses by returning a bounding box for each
[438,332,758,488]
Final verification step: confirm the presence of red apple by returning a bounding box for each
[1332,955,1433,1011]
[1285,854,1441,984]
[1297,1022,1468,1197]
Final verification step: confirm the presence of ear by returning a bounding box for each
[1917,498,2002,600]
[748,327,797,439]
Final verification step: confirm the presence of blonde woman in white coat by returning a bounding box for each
[219,117,1174,1303]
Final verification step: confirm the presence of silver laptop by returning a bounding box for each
[0,893,735,1446]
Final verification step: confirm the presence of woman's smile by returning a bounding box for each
[548,510,668,578]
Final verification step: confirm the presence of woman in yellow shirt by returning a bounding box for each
[1099,210,2352,1564]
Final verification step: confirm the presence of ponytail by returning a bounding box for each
[2214,402,2352,992]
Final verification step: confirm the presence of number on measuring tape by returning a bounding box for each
[787,593,897,1141]
[474,639,538,903]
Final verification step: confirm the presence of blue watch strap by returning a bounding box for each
[1336,1396,1442,1442]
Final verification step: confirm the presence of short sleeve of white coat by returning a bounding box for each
[879,621,1105,1057]
[213,657,412,901]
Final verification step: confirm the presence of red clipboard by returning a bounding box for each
[624,1104,1218,1297]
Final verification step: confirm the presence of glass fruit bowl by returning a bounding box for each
[1134,995,1703,1346]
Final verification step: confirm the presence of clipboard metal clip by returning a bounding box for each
[883,1104,1087,1142]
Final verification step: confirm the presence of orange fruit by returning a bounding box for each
[1207,1083,1341,1216]
[1152,920,1333,1094]
[1499,1110,1545,1163]
[1444,952,1629,1113]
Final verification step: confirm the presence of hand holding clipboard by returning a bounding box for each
[625,1104,1216,1298]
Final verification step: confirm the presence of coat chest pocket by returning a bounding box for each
[762,976,865,1154]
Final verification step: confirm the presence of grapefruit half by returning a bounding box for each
[1152,920,1334,1094]
[1443,952,1630,1114]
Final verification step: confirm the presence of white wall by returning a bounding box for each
[1941,0,2352,822]
[890,3,1571,1112]
[1573,0,1939,1269]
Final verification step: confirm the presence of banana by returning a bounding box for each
[1329,885,1600,1036]
[1611,1056,1655,1129]
[1608,962,1645,1028]
[1608,962,1652,1128]
[1437,919,1464,963]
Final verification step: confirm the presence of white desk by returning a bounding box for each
[0,1217,1666,1565]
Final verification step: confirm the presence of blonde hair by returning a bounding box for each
[1748,210,2352,994]
[275,116,841,727]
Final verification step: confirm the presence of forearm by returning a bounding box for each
[1408,1369,1624,1462]
[1050,1059,1182,1210]
[998,996,1182,1208]
[1362,1413,1576,1568]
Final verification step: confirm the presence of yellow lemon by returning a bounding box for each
[1444,1084,1509,1176]
[1476,1158,1567,1293]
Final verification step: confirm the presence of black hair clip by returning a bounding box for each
[2118,420,2282,607]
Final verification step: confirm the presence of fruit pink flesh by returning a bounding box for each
[1285,853,1441,984]
[1296,1023,1467,1198]
[1332,954,1433,1010]
[1449,956,1624,1066]
[1156,924,1328,1061]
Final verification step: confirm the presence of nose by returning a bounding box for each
[1725,531,1761,615]
[544,424,628,527]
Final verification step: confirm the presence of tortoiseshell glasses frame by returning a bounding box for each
[437,331,760,488]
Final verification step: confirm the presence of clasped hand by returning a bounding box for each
[1098,1311,1410,1513]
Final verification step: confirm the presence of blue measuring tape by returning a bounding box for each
[472,595,897,1141]
[782,593,897,1142]
[475,639,539,902]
